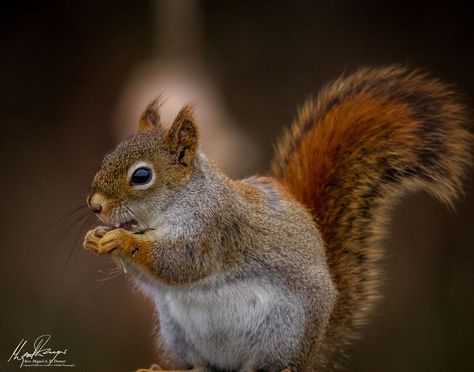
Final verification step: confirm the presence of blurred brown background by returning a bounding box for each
[1,1,473,371]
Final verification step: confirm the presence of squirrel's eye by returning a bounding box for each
[131,167,152,185]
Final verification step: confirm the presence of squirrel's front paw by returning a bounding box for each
[96,228,136,255]
[83,227,134,255]
[83,226,112,254]
[84,227,155,271]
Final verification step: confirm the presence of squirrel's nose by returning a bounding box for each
[87,193,106,215]
[91,204,102,214]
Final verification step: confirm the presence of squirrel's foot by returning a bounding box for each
[134,363,289,372]
[135,364,162,372]
[135,366,204,372]
[134,364,288,372]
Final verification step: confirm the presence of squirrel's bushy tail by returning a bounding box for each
[271,66,472,369]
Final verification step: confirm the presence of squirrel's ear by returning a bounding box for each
[166,104,199,166]
[138,96,163,133]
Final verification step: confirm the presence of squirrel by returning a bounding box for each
[83,66,472,371]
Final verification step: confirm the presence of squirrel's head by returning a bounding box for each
[87,98,199,232]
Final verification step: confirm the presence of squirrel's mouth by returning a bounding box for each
[103,218,139,232]
[96,209,153,234]
[110,218,152,234]
[115,219,137,231]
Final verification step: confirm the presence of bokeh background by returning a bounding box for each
[1,1,473,371]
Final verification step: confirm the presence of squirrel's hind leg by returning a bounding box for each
[135,367,291,372]
[135,366,204,372]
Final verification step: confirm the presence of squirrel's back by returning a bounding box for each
[271,66,472,369]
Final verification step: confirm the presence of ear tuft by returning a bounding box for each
[166,104,199,166]
[138,95,165,133]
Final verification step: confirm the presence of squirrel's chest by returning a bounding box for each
[157,279,281,366]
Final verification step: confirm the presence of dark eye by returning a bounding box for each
[131,167,152,185]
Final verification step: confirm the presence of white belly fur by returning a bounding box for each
[152,278,283,369]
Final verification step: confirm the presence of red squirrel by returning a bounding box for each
[83,66,472,371]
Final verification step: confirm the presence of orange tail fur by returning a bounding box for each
[271,66,472,368]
